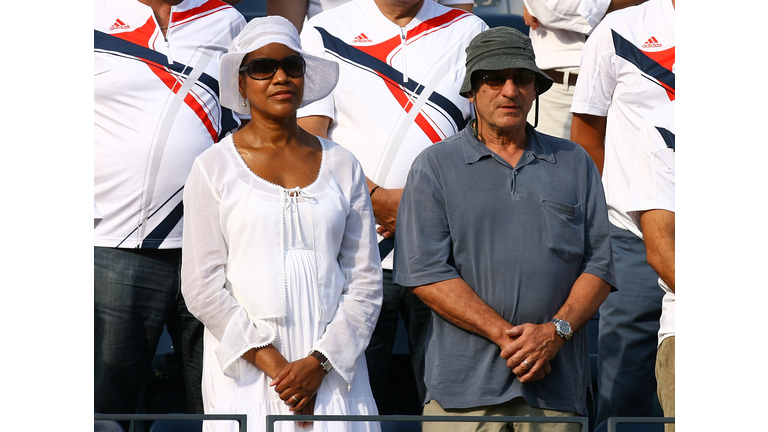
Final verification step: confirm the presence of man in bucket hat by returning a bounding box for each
[393,26,616,432]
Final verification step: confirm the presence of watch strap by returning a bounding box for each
[309,350,332,374]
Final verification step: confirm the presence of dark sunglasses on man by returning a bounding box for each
[477,70,536,89]
[239,55,306,81]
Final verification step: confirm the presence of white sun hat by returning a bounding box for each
[219,15,339,116]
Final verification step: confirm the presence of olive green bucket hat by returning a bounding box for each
[459,26,553,97]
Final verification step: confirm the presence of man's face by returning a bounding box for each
[470,68,537,134]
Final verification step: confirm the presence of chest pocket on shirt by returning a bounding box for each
[542,199,584,262]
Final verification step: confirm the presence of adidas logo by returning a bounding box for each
[352,33,373,44]
[642,36,662,48]
[110,18,130,31]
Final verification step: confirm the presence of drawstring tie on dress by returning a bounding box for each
[282,187,314,246]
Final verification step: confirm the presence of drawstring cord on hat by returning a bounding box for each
[471,100,482,141]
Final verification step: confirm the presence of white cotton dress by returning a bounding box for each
[181,135,383,432]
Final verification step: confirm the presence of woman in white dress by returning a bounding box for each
[181,16,383,432]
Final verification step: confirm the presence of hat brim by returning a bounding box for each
[459,55,553,98]
[219,16,339,117]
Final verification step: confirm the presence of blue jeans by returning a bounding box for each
[595,225,663,426]
[365,269,431,408]
[94,247,204,415]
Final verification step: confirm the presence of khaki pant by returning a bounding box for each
[656,336,675,432]
[422,397,581,432]
[526,75,576,140]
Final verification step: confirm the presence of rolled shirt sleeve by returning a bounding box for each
[523,0,595,34]
[577,0,612,29]
[393,151,459,289]
[570,19,616,116]
[580,157,618,288]
[626,101,676,229]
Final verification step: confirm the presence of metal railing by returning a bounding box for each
[94,413,674,432]
[266,414,589,431]
[94,413,247,432]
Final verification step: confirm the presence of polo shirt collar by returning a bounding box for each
[461,123,557,165]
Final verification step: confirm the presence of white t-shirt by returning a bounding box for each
[626,101,675,344]
[298,0,487,268]
[571,0,675,237]
[94,0,245,249]
[523,0,607,70]
[94,203,103,229]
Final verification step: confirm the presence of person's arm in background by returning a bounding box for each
[625,102,676,291]
[568,0,617,172]
[523,5,540,29]
[523,0,646,35]
[577,0,648,28]
[639,210,675,291]
[298,115,330,139]
[570,113,607,174]
[298,115,402,239]
[606,0,648,14]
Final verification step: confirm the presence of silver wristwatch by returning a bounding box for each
[550,318,573,341]
[309,350,333,374]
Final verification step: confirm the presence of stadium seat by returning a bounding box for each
[148,419,203,432]
[94,420,126,432]
[587,313,600,382]
[380,421,421,432]
[594,419,666,432]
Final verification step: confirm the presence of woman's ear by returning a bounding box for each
[238,73,246,100]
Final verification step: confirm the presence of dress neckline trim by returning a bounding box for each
[228,134,326,192]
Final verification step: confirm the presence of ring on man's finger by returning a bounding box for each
[291,395,300,404]
[522,359,532,368]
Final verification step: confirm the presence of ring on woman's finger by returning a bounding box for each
[522,359,532,369]
[291,395,300,404]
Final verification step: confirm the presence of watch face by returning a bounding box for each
[552,319,572,338]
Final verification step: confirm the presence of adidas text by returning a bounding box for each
[110,19,130,31]
[353,33,373,44]
[642,36,661,48]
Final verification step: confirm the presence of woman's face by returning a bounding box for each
[238,43,305,120]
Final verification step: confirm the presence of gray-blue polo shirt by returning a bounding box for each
[393,124,616,415]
